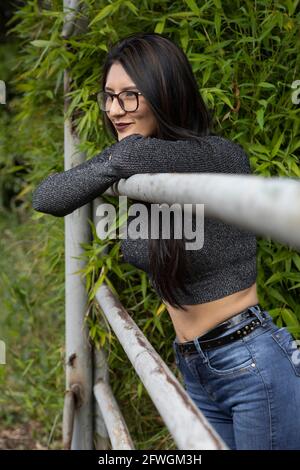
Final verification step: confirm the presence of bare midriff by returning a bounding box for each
[164,282,259,343]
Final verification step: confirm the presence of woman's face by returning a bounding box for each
[104,62,158,141]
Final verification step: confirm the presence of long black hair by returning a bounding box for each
[100,32,215,310]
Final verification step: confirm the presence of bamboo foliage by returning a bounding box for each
[1,0,299,449]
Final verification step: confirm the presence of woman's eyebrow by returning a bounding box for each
[104,85,138,91]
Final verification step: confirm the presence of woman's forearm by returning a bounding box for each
[32,149,120,217]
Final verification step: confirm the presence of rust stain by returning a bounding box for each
[102,289,134,329]
[70,383,84,409]
[67,353,77,367]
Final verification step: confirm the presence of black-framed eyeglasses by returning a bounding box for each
[97,90,142,112]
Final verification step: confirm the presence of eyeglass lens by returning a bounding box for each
[98,91,138,112]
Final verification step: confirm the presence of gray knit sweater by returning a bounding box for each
[32,133,257,304]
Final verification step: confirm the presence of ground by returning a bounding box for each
[0,422,60,450]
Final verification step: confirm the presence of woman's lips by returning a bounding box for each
[115,123,133,131]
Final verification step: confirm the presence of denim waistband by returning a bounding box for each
[197,303,268,341]
[174,304,272,350]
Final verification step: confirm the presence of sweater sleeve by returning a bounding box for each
[32,148,120,217]
[32,133,251,218]
[107,133,251,177]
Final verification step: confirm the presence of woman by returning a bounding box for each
[32,32,300,450]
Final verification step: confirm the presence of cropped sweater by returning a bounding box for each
[32,133,257,304]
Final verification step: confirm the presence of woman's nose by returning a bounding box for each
[109,97,126,116]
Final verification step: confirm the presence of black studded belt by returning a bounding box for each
[176,304,267,355]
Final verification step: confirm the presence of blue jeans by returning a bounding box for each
[172,306,300,450]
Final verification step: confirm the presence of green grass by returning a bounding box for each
[0,208,65,449]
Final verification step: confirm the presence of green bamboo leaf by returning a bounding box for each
[137,382,143,399]
[89,267,107,299]
[285,258,292,273]
[30,40,53,47]
[256,108,265,130]
[214,12,221,39]
[180,21,189,51]
[271,132,285,158]
[99,331,107,348]
[292,254,300,272]
[154,18,166,34]
[291,160,300,177]
[104,277,119,298]
[288,283,300,291]
[265,272,284,285]
[169,12,198,18]
[5,165,25,173]
[124,0,139,16]
[185,0,200,15]
[258,99,268,108]
[202,68,211,86]
[250,143,270,155]
[219,94,234,109]
[258,82,276,89]
[267,287,288,304]
[272,160,287,173]
[270,252,291,264]
[256,162,271,172]
[283,273,300,281]
[141,272,147,300]
[281,309,300,327]
[89,4,118,26]
[106,258,112,270]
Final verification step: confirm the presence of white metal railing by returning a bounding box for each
[64,106,93,449]
[94,280,228,450]
[63,0,93,449]
[105,172,300,251]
